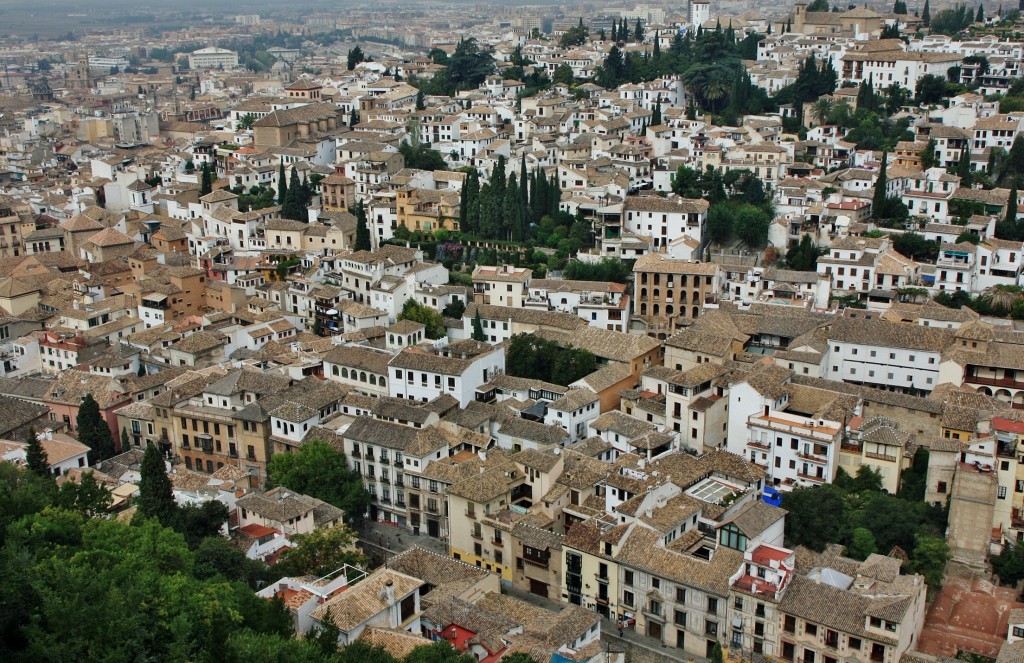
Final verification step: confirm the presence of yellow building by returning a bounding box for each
[447,459,529,579]
[395,187,460,233]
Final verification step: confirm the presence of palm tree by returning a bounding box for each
[985,285,1022,314]
[810,98,834,125]
[703,80,729,112]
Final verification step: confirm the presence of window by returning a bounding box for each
[705,621,718,637]
[674,610,687,626]
[806,623,818,637]
[624,570,634,586]
[622,590,635,607]
[676,587,686,603]
[999,485,1008,500]
[849,637,861,650]
[649,599,662,616]
[784,615,796,634]
[708,597,718,615]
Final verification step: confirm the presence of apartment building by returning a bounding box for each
[633,253,720,335]
[827,318,953,395]
[472,265,532,308]
[388,340,505,408]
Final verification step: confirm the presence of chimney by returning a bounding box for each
[384,579,395,605]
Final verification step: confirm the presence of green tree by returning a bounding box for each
[977,4,985,22]
[347,46,365,70]
[634,18,644,41]
[353,201,371,251]
[559,19,589,48]
[711,642,725,663]
[782,484,851,550]
[920,138,938,168]
[267,439,369,522]
[277,160,287,204]
[910,534,949,589]
[416,89,425,111]
[922,0,931,25]
[55,470,111,517]
[406,641,477,663]
[472,310,486,341]
[786,234,820,271]
[553,63,574,86]
[872,150,890,219]
[24,426,48,478]
[1007,181,1019,228]
[277,524,367,577]
[200,162,213,196]
[237,113,257,130]
[76,393,115,461]
[224,630,331,663]
[807,0,830,9]
[398,299,446,339]
[137,443,177,525]
[847,527,877,560]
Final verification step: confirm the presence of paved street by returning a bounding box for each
[354,519,448,565]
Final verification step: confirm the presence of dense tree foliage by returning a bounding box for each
[414,38,494,96]
[563,258,634,283]
[267,439,370,523]
[785,234,820,271]
[782,465,949,588]
[505,333,596,386]
[674,166,773,247]
[353,200,372,251]
[398,299,446,339]
[77,393,116,461]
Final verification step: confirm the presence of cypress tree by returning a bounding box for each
[472,310,486,341]
[634,18,643,41]
[77,393,115,461]
[977,4,984,22]
[464,170,480,234]
[277,160,287,204]
[353,201,371,250]
[415,89,425,111]
[519,156,529,209]
[200,161,213,196]
[922,0,931,25]
[653,31,661,58]
[872,151,889,220]
[1007,181,1018,227]
[504,173,519,241]
[138,443,177,525]
[652,97,663,125]
[25,426,49,477]
[957,147,973,188]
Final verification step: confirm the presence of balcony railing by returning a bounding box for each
[426,504,438,513]
[864,451,898,462]
[491,539,504,548]
[465,510,477,519]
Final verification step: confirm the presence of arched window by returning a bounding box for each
[341,367,349,378]
[332,365,339,376]
[360,371,367,383]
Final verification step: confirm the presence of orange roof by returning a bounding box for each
[240,523,279,538]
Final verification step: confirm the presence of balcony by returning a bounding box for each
[797,472,825,483]
[471,531,483,541]
[748,440,771,450]
[426,504,438,514]
[465,510,477,519]
[964,373,1024,389]
[797,452,827,463]
[864,451,898,462]
[352,449,361,458]
[396,501,406,508]
[491,539,504,548]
